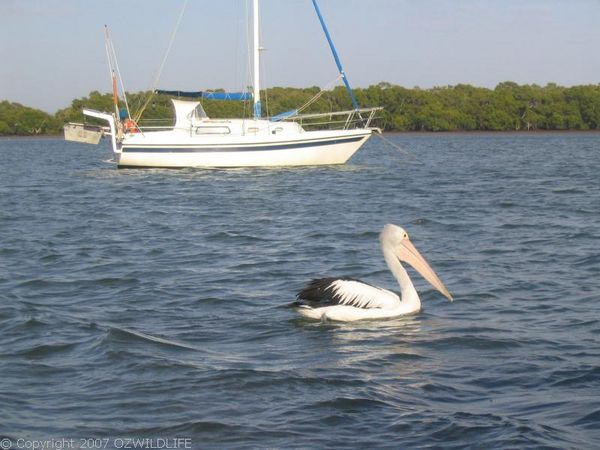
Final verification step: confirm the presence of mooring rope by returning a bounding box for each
[373,132,424,165]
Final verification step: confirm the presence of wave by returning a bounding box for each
[105,326,208,352]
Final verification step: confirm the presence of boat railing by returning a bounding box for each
[136,118,175,131]
[133,107,383,132]
[279,107,383,131]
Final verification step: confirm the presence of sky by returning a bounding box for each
[1,0,599,113]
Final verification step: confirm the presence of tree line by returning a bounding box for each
[2,82,600,136]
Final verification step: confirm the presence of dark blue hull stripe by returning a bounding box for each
[122,136,365,153]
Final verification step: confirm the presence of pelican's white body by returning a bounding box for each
[295,267,421,322]
[295,224,452,322]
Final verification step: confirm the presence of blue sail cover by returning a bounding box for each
[271,109,298,122]
[156,90,252,101]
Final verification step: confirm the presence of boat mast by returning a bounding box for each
[104,26,120,119]
[311,0,360,111]
[253,0,262,119]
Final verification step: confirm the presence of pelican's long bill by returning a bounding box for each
[395,239,453,301]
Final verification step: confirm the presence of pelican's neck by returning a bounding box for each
[382,246,421,311]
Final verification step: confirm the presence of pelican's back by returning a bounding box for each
[296,277,400,310]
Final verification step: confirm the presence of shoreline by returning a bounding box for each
[383,129,600,136]
[2,129,600,140]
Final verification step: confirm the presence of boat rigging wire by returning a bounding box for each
[244,0,253,121]
[294,75,343,116]
[134,0,189,123]
[104,26,131,120]
[129,0,350,126]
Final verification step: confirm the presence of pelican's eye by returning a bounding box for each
[403,232,408,239]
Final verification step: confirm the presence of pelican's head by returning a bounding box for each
[380,224,453,301]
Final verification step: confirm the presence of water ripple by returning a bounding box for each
[1,135,600,447]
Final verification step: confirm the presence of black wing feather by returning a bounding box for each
[295,277,376,308]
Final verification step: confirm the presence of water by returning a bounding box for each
[1,134,599,449]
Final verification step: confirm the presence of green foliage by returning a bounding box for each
[3,82,600,135]
[359,82,600,131]
[0,101,60,135]
[54,91,115,125]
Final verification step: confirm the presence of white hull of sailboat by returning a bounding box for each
[114,129,372,168]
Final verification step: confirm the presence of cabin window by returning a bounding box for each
[194,126,231,135]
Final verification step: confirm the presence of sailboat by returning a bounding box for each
[66,0,381,168]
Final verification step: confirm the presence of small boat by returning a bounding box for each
[66,0,381,168]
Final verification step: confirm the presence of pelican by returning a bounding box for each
[294,224,453,322]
